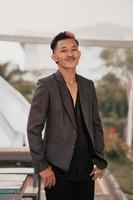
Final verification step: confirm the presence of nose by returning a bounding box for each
[67,50,73,56]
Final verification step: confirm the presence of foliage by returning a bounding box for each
[100,48,133,95]
[99,47,133,157]
[0,62,35,102]
[104,127,129,157]
[100,48,133,73]
[107,155,133,199]
[104,127,133,198]
[0,62,9,78]
[96,72,128,119]
[0,62,27,82]
[12,80,36,102]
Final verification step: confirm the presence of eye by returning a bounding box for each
[72,48,78,51]
[61,49,67,53]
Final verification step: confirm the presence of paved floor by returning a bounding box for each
[95,195,113,200]
[95,179,112,200]
[94,171,127,200]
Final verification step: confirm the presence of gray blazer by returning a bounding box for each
[27,70,107,174]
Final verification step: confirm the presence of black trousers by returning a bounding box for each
[45,177,95,200]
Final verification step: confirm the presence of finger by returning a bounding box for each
[48,172,56,188]
[91,169,99,180]
[98,171,104,179]
[44,177,48,188]
[52,173,56,186]
[43,177,47,188]
[49,174,55,188]
[45,176,50,188]
[93,171,103,180]
[98,173,103,179]
[90,170,94,176]
[92,173,99,180]
[96,169,104,177]
[90,168,97,176]
[41,175,46,187]
[48,175,53,189]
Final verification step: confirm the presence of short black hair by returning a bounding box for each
[50,31,79,52]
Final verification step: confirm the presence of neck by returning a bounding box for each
[58,67,76,83]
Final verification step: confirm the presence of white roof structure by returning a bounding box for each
[0,76,30,147]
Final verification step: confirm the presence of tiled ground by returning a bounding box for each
[95,195,112,200]
[95,178,112,200]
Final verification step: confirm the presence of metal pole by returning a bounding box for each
[126,76,133,149]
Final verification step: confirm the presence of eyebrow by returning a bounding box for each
[60,45,78,49]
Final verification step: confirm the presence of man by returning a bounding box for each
[27,31,107,200]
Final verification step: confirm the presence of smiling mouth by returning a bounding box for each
[66,58,76,62]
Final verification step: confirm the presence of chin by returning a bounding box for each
[65,65,77,69]
[67,63,78,68]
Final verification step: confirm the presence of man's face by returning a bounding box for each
[52,38,81,69]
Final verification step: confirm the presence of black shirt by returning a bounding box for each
[52,89,94,181]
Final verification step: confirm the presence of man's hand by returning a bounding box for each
[90,166,105,180]
[39,166,56,188]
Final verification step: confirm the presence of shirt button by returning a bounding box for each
[73,131,76,134]
[71,145,74,149]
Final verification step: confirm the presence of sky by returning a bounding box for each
[0,0,133,34]
[0,0,133,79]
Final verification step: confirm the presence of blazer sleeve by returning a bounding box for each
[90,80,107,169]
[27,79,49,174]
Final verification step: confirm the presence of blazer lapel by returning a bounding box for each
[77,75,90,134]
[55,70,76,129]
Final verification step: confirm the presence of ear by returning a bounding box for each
[51,54,58,63]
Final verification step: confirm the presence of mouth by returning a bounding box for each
[66,58,76,62]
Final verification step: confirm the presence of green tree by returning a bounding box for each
[0,62,35,102]
[97,72,127,119]
[0,62,26,82]
[100,48,133,149]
